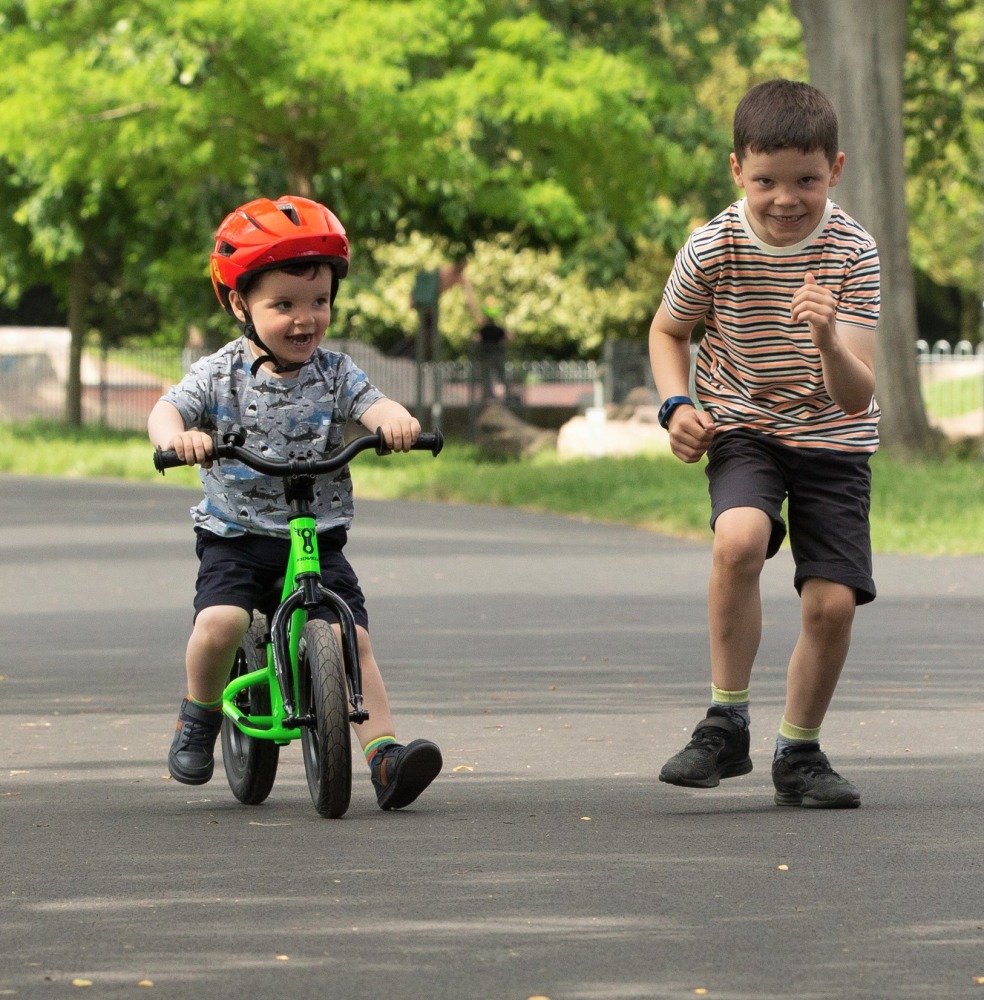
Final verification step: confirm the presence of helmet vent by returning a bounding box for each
[279,204,301,226]
[217,240,237,257]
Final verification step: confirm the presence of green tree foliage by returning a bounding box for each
[340,231,672,358]
[904,0,984,342]
[0,0,727,351]
[0,0,980,386]
[0,0,192,415]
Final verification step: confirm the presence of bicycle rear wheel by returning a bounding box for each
[299,619,352,818]
[221,615,280,805]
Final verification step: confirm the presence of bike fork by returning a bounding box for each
[269,579,368,727]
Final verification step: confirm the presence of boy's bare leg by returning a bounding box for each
[659,506,771,789]
[772,577,860,808]
[345,624,397,749]
[343,624,442,809]
[185,604,251,703]
[169,604,249,785]
[708,506,772,691]
[782,577,855,729]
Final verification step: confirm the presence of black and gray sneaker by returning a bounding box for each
[659,709,753,788]
[772,746,860,809]
[371,739,443,811]
[168,698,224,785]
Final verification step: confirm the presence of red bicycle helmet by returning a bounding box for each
[210,195,350,312]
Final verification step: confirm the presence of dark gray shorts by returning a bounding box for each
[193,527,369,627]
[705,429,875,605]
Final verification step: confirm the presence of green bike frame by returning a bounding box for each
[220,489,365,742]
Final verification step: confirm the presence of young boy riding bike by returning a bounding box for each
[148,194,442,810]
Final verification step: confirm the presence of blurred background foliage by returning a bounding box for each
[0,0,980,358]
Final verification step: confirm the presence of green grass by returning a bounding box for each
[2,420,982,555]
[921,375,984,419]
[0,420,201,489]
[88,347,188,386]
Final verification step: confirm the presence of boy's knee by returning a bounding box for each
[194,605,250,648]
[801,580,855,632]
[713,532,768,575]
[713,508,771,574]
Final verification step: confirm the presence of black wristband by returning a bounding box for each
[657,395,694,430]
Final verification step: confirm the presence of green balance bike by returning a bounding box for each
[155,424,443,817]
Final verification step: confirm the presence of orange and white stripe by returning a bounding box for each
[662,199,880,452]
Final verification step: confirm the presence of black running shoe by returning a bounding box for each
[659,709,753,788]
[772,746,860,809]
[168,698,224,785]
[371,739,443,810]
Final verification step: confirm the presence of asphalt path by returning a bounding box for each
[1,474,983,1000]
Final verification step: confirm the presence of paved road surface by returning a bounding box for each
[1,475,983,999]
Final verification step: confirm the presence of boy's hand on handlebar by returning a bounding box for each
[377,415,421,453]
[170,430,215,467]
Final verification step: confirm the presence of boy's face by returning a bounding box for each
[229,267,333,369]
[730,147,844,247]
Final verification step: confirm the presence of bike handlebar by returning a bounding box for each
[154,426,443,476]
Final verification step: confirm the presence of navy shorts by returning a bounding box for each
[705,429,876,605]
[193,527,369,628]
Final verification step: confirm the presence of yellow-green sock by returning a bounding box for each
[188,695,222,712]
[711,684,750,728]
[775,718,821,759]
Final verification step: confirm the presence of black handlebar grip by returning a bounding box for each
[153,447,185,474]
[414,430,444,456]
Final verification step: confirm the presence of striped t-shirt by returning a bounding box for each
[662,198,880,452]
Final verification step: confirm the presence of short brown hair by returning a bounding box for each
[733,79,839,164]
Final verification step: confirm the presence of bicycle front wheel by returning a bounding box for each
[221,614,280,805]
[299,619,352,818]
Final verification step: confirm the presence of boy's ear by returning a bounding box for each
[827,151,846,188]
[227,289,247,323]
[729,152,744,188]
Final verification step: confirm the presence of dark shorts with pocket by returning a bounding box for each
[192,526,369,627]
[705,429,876,605]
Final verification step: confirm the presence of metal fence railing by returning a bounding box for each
[916,340,984,410]
[916,339,984,436]
[1,327,981,437]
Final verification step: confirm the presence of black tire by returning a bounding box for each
[221,615,280,805]
[299,619,352,818]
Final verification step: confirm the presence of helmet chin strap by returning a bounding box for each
[241,314,307,377]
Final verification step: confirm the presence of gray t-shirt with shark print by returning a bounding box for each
[162,337,385,537]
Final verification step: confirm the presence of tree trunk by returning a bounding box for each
[285,146,316,199]
[959,287,979,344]
[66,254,88,427]
[791,0,939,455]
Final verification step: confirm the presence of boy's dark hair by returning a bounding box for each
[238,260,338,304]
[733,79,839,164]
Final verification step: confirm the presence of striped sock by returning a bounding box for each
[711,683,750,728]
[364,735,398,767]
[188,695,223,712]
[774,718,822,760]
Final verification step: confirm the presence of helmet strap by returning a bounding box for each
[240,312,306,377]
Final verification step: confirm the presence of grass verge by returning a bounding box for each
[1,420,982,555]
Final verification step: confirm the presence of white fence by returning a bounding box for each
[915,339,984,438]
[1,327,981,436]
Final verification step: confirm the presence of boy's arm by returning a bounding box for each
[649,303,716,464]
[792,272,876,415]
[148,399,214,466]
[359,397,421,453]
